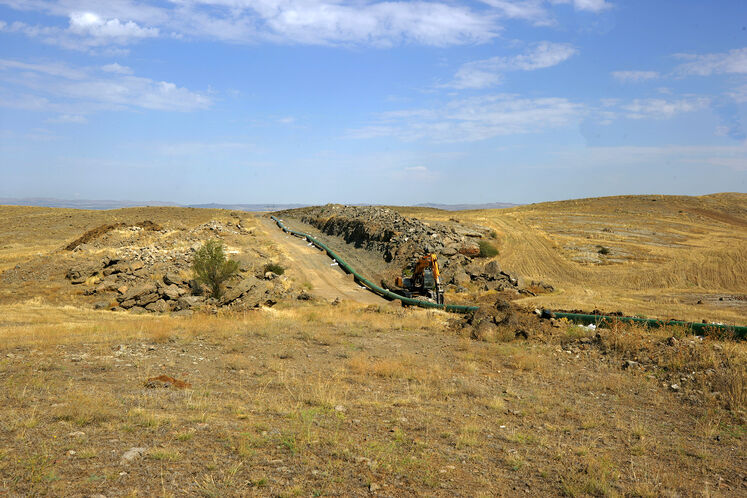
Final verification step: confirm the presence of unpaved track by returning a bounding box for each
[258,217,387,305]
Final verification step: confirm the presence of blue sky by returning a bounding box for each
[0,0,745,205]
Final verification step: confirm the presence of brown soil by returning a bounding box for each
[259,217,387,305]
[64,220,163,251]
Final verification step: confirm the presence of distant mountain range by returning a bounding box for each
[416,202,520,211]
[0,197,520,212]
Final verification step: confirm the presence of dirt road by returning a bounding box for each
[258,217,387,305]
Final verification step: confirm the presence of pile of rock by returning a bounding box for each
[285,204,487,262]
[280,204,528,291]
[68,257,286,313]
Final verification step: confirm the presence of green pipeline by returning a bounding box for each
[271,216,745,338]
[270,216,478,314]
[551,312,746,339]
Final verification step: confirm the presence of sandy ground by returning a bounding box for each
[258,217,387,306]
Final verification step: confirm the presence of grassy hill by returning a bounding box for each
[395,193,747,325]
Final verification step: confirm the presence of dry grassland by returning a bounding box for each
[0,199,744,496]
[0,301,747,496]
[0,301,744,496]
[395,193,747,325]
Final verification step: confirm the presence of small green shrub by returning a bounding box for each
[192,239,239,299]
[478,240,499,258]
[597,246,610,255]
[264,263,285,276]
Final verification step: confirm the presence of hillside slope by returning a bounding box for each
[395,194,747,324]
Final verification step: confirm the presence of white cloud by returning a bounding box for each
[728,84,747,103]
[349,94,580,142]
[675,47,747,76]
[445,42,577,89]
[68,11,158,42]
[480,0,553,26]
[0,58,211,113]
[611,70,659,83]
[0,58,86,79]
[0,0,499,48]
[622,98,709,120]
[101,63,133,74]
[405,165,429,173]
[549,0,612,12]
[557,144,747,172]
[46,113,87,124]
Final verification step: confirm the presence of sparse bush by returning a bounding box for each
[489,229,498,239]
[478,240,499,258]
[192,239,239,299]
[264,263,285,276]
[598,246,611,255]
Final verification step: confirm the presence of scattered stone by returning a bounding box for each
[144,375,192,389]
[623,360,639,369]
[120,447,146,464]
[369,482,381,492]
[670,383,680,392]
[297,290,312,301]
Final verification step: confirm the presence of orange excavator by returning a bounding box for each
[394,253,444,305]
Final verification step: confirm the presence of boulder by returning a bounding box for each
[458,244,480,258]
[120,299,137,309]
[136,292,160,307]
[440,246,458,256]
[176,295,203,310]
[161,284,182,301]
[163,272,185,286]
[145,299,169,313]
[129,261,144,272]
[65,266,90,284]
[95,278,119,294]
[451,270,470,286]
[219,277,260,305]
[483,260,501,277]
[117,282,157,303]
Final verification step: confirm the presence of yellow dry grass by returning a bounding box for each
[395,193,747,324]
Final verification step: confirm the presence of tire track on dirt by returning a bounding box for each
[258,217,387,305]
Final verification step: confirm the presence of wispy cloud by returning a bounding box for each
[445,42,577,89]
[0,0,500,48]
[0,58,211,114]
[612,70,659,83]
[348,94,581,142]
[622,98,710,119]
[675,47,747,76]
[101,63,133,75]
[45,113,87,124]
[549,0,612,13]
[480,1,554,26]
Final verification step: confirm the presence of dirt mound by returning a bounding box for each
[60,219,290,313]
[64,220,163,251]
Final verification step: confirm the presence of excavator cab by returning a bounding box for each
[394,253,444,305]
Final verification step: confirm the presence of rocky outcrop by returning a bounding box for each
[280,204,528,292]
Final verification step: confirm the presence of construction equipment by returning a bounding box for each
[394,253,444,305]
